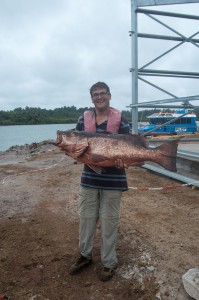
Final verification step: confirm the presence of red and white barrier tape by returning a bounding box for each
[128,181,199,191]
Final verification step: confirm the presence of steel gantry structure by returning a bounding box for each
[130,0,199,133]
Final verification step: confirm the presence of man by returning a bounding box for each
[69,82,129,281]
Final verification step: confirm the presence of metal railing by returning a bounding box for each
[129,0,199,133]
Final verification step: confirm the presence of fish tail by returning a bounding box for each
[155,140,178,172]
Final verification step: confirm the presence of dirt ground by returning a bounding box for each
[0,142,198,300]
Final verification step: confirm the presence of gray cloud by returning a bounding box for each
[0,0,198,112]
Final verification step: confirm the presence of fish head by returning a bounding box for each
[59,131,89,159]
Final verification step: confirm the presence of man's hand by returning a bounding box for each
[115,159,128,169]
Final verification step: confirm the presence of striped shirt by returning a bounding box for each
[76,111,130,191]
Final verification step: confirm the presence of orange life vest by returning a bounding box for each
[84,108,121,133]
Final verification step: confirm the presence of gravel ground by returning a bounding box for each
[0,141,198,300]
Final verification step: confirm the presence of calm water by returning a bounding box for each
[0,124,75,152]
[0,122,198,152]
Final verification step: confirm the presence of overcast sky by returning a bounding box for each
[0,0,199,112]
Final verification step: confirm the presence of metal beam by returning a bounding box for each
[142,164,199,188]
[138,69,199,78]
[131,0,139,133]
[137,0,199,7]
[129,95,199,107]
[137,33,199,43]
[133,104,197,108]
[137,8,199,19]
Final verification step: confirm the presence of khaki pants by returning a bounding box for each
[78,186,122,268]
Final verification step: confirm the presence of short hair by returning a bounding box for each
[89,82,110,96]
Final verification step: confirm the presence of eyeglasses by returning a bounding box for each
[92,92,109,98]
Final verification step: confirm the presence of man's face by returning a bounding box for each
[91,88,111,111]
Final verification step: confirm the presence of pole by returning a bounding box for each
[131,0,138,133]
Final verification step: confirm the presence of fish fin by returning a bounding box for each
[130,134,148,148]
[88,165,102,174]
[64,148,87,159]
[156,140,178,172]
[90,154,110,163]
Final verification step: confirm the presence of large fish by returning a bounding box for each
[53,130,178,173]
